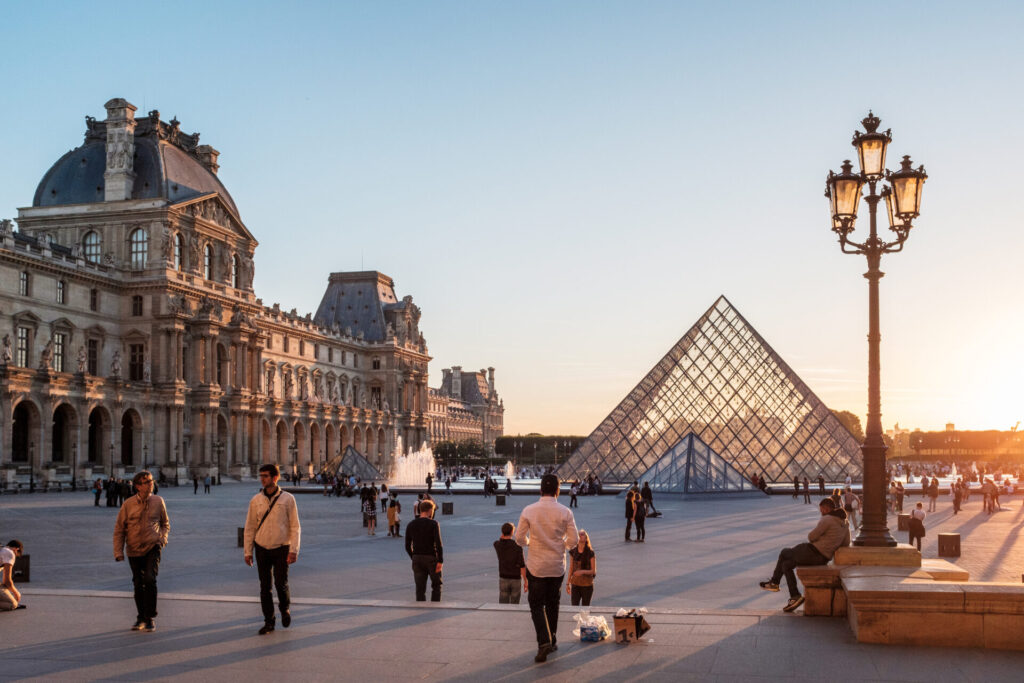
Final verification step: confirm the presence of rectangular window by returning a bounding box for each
[372,357,381,370]
[131,295,143,316]
[353,353,358,368]
[56,280,66,304]
[299,340,305,356]
[87,339,99,375]
[314,343,320,360]
[19,272,29,296]
[15,327,29,367]
[284,336,290,353]
[53,333,65,372]
[371,386,382,409]
[341,350,347,366]
[328,347,333,363]
[90,288,99,312]
[129,343,145,381]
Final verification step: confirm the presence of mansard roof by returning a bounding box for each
[33,109,238,215]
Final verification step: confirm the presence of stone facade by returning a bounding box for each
[0,98,430,486]
[427,366,503,454]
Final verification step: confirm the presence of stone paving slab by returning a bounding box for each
[4,593,1024,682]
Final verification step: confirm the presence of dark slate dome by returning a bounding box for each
[33,111,238,215]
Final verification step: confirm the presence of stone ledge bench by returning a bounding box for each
[797,558,967,617]
[843,577,1024,651]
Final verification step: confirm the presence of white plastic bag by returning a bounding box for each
[572,610,611,642]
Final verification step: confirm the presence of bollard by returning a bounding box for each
[938,532,961,558]
[496,494,506,506]
[237,527,245,548]
[442,501,454,515]
[13,554,30,583]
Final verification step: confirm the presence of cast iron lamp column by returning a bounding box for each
[826,111,927,547]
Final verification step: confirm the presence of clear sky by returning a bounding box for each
[2,1,1022,436]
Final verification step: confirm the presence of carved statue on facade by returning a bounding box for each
[1,335,11,364]
[283,370,292,399]
[39,339,53,370]
[218,247,232,282]
[266,365,276,397]
[383,397,390,412]
[143,357,152,383]
[299,373,309,401]
[0,219,13,237]
[162,228,174,262]
[77,345,87,373]
[313,375,323,401]
[188,234,201,272]
[111,350,122,377]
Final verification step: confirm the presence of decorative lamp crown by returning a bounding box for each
[851,110,892,180]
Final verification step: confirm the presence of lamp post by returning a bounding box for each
[174,444,180,486]
[946,431,959,465]
[142,443,148,470]
[71,441,78,491]
[825,111,927,547]
[109,442,115,481]
[29,441,35,493]
[288,441,298,481]
[214,440,224,485]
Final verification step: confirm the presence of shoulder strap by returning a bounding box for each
[256,492,282,534]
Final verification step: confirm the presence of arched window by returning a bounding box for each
[203,244,212,280]
[129,228,148,269]
[173,233,183,271]
[231,254,239,288]
[83,231,101,263]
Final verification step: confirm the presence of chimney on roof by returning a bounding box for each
[196,145,220,175]
[488,367,495,393]
[103,98,137,201]
[452,366,462,399]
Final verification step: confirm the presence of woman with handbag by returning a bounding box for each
[567,530,597,606]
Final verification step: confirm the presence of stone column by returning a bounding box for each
[102,98,137,202]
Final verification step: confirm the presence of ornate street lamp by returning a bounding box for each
[29,441,35,493]
[825,111,927,547]
[174,444,180,486]
[214,440,224,485]
[288,440,298,480]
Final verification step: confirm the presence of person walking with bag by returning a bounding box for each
[113,471,169,632]
[567,530,596,606]
[908,502,926,550]
[244,464,301,635]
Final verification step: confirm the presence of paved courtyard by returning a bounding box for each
[3,485,1024,680]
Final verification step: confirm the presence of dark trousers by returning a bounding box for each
[127,546,161,621]
[526,571,563,645]
[94,490,101,506]
[411,554,442,602]
[635,517,646,541]
[803,490,811,503]
[569,494,577,508]
[570,584,593,606]
[254,543,290,624]
[625,518,633,540]
[770,542,828,597]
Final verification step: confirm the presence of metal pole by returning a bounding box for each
[853,182,896,547]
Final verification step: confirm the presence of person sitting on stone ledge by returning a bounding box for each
[758,497,850,612]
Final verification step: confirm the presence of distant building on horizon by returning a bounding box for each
[427,366,504,454]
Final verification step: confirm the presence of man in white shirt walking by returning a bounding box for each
[244,464,301,635]
[515,474,579,663]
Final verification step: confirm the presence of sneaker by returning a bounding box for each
[783,595,805,612]
[144,621,156,632]
[259,623,275,635]
[534,642,554,663]
[281,610,291,628]
[131,619,146,631]
[759,580,780,592]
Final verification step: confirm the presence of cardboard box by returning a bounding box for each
[613,610,651,643]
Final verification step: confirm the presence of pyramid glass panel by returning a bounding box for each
[558,296,863,484]
[321,445,385,482]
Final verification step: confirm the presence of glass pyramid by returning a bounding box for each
[641,432,756,493]
[320,445,385,482]
[558,296,863,485]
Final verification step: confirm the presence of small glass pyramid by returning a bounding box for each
[641,432,755,493]
[558,296,862,484]
[321,445,385,482]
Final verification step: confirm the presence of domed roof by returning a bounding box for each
[33,111,238,216]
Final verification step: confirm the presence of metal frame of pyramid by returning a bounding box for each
[641,432,757,493]
[557,296,863,485]
[320,445,385,482]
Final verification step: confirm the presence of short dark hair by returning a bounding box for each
[259,464,280,477]
[540,474,559,496]
[819,498,836,511]
[132,470,153,486]
[420,500,436,516]
[6,539,23,553]
[501,522,514,536]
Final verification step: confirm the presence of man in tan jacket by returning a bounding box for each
[113,470,169,632]
[244,464,301,635]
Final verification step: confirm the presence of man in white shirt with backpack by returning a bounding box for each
[244,464,301,635]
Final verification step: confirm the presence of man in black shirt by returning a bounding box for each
[494,522,526,604]
[405,499,443,601]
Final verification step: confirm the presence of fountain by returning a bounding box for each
[505,460,515,481]
[388,439,437,488]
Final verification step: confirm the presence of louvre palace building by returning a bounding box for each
[0,98,432,487]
